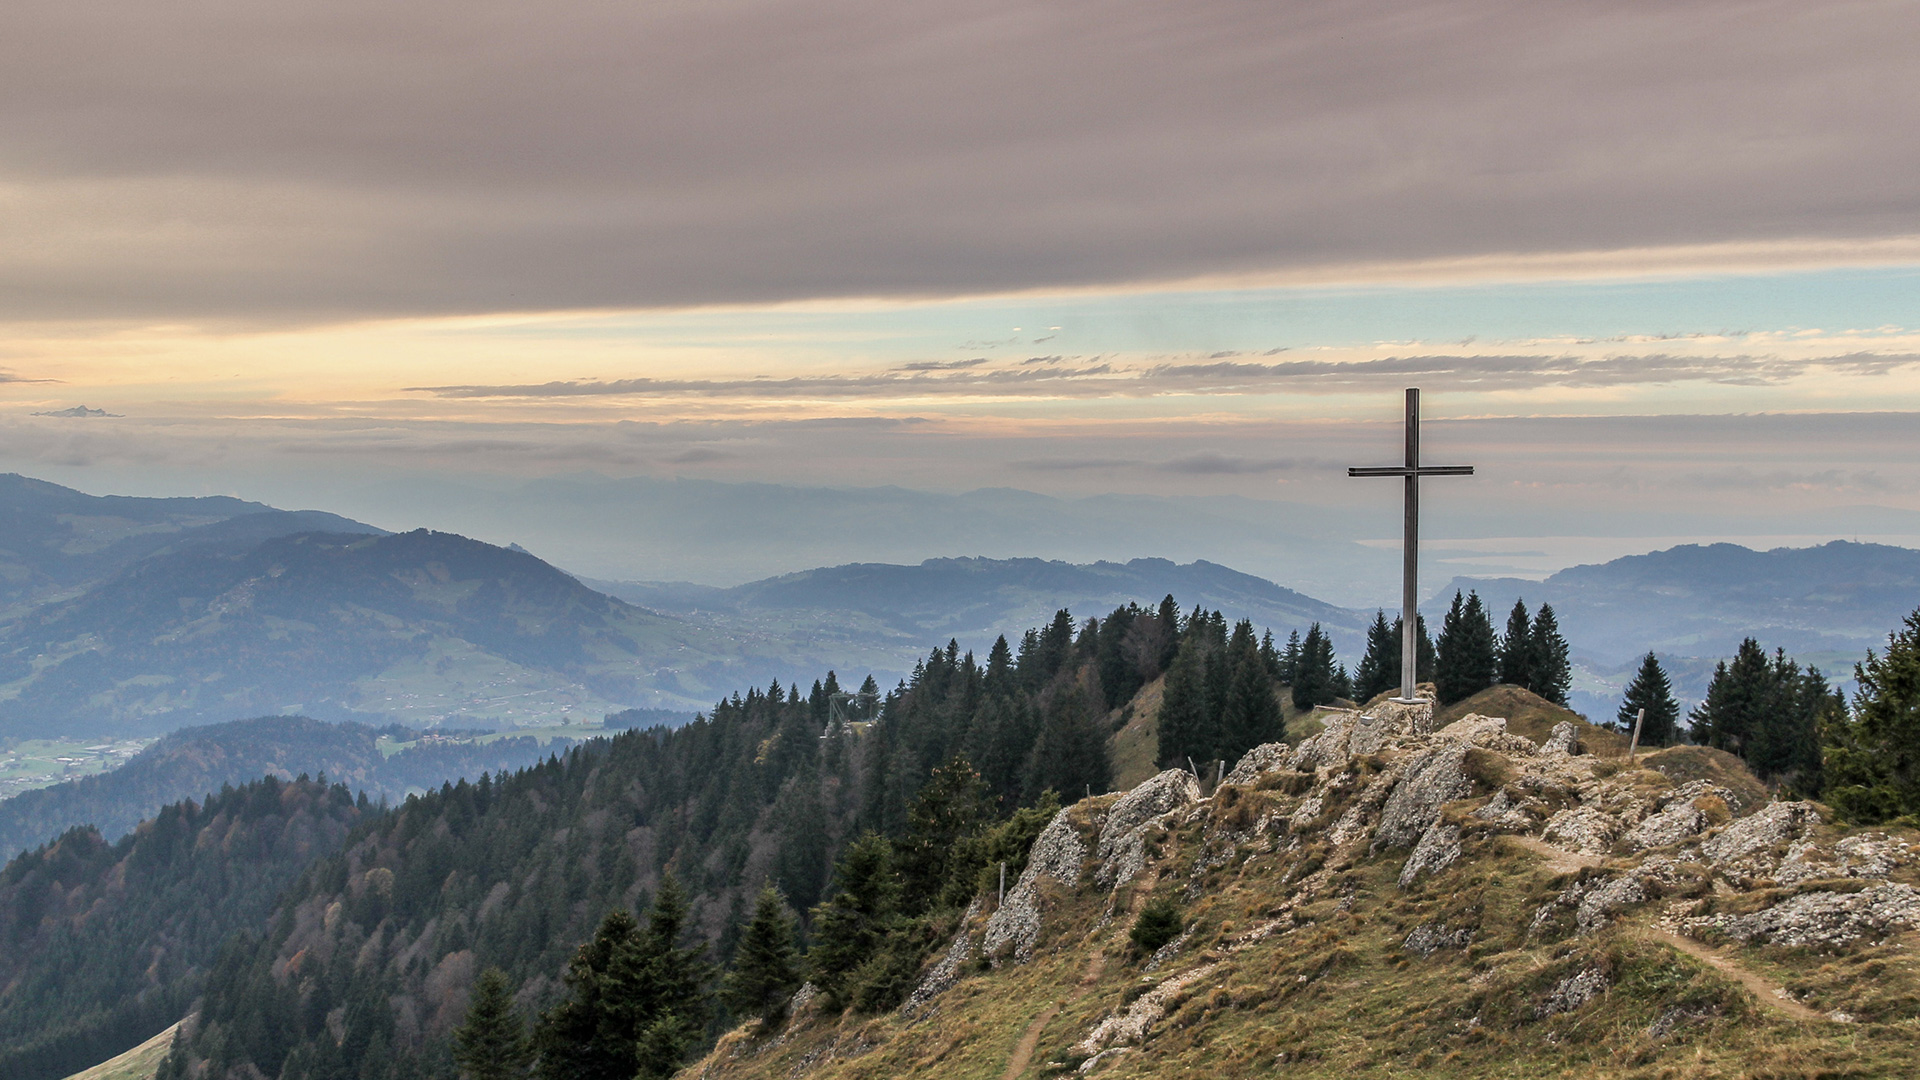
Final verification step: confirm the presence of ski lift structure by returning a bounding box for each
[825,688,883,736]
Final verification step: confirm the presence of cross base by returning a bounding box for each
[1389,697,1426,706]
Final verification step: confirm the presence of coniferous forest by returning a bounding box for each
[7,587,1919,1080]
[146,597,1276,1080]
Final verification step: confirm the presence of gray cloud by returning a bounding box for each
[1,1,1917,320]
[407,351,1920,400]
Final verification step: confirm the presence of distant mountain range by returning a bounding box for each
[1445,540,1920,666]
[0,715,578,859]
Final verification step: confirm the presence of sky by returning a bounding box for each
[1,0,1918,592]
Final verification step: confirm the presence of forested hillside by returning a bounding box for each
[152,597,1306,1079]
[0,777,365,1080]
[0,716,571,859]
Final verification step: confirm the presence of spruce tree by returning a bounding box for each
[1435,591,1497,705]
[1498,599,1532,687]
[1279,629,1301,685]
[1617,653,1679,748]
[534,910,643,1080]
[898,756,991,913]
[1219,625,1283,763]
[1291,624,1338,710]
[1025,680,1111,801]
[1528,604,1572,706]
[1824,608,1920,821]
[1353,611,1396,703]
[721,886,801,1029]
[808,833,901,1012]
[1689,638,1770,751]
[454,968,532,1080]
[1156,625,1212,767]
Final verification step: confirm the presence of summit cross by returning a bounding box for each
[1348,387,1474,704]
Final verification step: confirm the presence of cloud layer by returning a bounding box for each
[3,0,1917,320]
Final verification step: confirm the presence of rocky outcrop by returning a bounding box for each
[1222,742,1291,786]
[901,898,982,1017]
[981,809,1085,964]
[1095,770,1201,889]
[1373,741,1472,851]
[1701,801,1818,865]
[1399,822,1463,887]
[1685,883,1920,949]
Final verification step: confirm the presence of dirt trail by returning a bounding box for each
[1000,867,1160,1080]
[1647,929,1827,1022]
[1510,836,1604,875]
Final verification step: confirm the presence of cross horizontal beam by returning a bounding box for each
[1347,465,1474,478]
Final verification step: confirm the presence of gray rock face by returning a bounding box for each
[1701,801,1819,865]
[1542,806,1619,856]
[1687,883,1920,949]
[1536,967,1608,1018]
[1095,769,1202,888]
[1373,742,1472,851]
[1541,722,1581,756]
[1222,742,1290,787]
[1626,801,1708,851]
[982,809,1085,964]
[1778,833,1913,885]
[1403,921,1473,956]
[1399,821,1463,888]
[901,897,982,1017]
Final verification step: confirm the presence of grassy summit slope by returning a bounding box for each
[692,701,1920,1080]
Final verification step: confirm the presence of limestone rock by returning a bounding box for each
[1541,722,1581,756]
[982,809,1085,964]
[1777,833,1912,885]
[1701,801,1819,865]
[1222,742,1291,786]
[1686,883,1920,949]
[1398,822,1463,888]
[1095,769,1202,888]
[1542,806,1618,857]
[901,898,981,1017]
[1402,921,1473,956]
[1626,800,1708,851]
[1536,967,1608,1018]
[1373,742,1472,851]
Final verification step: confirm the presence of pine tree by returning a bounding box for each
[454,968,532,1080]
[898,756,991,913]
[1291,624,1338,711]
[1498,599,1532,687]
[808,833,901,1012]
[721,886,801,1029]
[1616,653,1679,748]
[534,910,643,1080]
[1435,591,1498,705]
[1824,608,1920,822]
[1219,623,1283,763]
[1353,611,1396,703]
[1278,629,1301,685]
[1528,604,1572,706]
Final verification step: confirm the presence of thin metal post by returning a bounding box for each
[998,861,1006,905]
[1401,388,1420,702]
[1628,707,1646,763]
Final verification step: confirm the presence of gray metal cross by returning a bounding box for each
[1348,388,1474,703]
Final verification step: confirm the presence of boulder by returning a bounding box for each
[982,809,1085,963]
[1095,769,1202,888]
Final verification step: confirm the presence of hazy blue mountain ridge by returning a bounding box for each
[0,714,575,859]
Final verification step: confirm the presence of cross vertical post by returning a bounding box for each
[1349,388,1475,703]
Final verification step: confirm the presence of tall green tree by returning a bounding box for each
[1025,680,1111,802]
[1616,652,1679,748]
[1689,638,1829,789]
[1291,624,1339,711]
[454,969,532,1080]
[1528,604,1572,706]
[807,833,900,1012]
[1434,591,1498,705]
[1498,599,1532,688]
[1219,622,1283,763]
[1156,631,1211,767]
[720,886,801,1029]
[1824,609,1920,821]
[897,756,992,914]
[1353,611,1397,703]
[534,910,643,1080]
